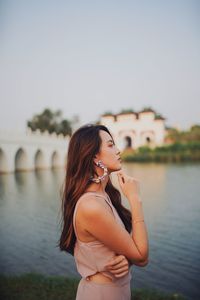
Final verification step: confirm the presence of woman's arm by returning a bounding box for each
[128,257,149,267]
[105,254,148,279]
[79,194,149,264]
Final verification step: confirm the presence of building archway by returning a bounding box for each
[124,136,132,148]
[146,136,151,144]
[15,148,28,172]
[140,131,155,147]
[118,130,136,151]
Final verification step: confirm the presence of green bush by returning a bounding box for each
[121,142,200,162]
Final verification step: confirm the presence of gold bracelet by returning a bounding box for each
[133,219,144,224]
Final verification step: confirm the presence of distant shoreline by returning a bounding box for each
[122,141,200,163]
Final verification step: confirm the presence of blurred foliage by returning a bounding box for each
[165,124,200,143]
[102,111,114,116]
[122,141,200,162]
[119,108,135,114]
[140,106,155,112]
[27,108,72,136]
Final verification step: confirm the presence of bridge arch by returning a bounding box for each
[51,151,62,169]
[64,153,68,168]
[15,148,28,172]
[0,148,7,173]
[0,129,70,173]
[35,150,46,170]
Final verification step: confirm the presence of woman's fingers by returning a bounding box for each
[107,260,128,270]
[116,170,141,200]
[106,254,126,266]
[117,171,133,183]
[105,254,129,278]
[109,265,128,274]
[106,255,128,270]
[114,271,129,277]
[117,172,126,185]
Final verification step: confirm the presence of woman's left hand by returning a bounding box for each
[105,255,130,278]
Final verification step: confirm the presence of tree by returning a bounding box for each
[102,111,113,116]
[165,124,200,143]
[118,108,135,114]
[140,106,155,113]
[27,108,72,136]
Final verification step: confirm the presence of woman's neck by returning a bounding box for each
[86,176,109,195]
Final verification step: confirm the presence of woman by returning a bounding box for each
[59,124,149,300]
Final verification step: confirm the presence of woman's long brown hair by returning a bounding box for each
[58,124,132,256]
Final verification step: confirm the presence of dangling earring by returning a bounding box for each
[90,160,108,183]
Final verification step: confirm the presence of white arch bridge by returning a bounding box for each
[0,129,70,173]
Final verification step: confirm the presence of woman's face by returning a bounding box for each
[95,130,122,173]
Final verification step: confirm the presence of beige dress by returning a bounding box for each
[73,192,132,300]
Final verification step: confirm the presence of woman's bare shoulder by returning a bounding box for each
[78,193,105,213]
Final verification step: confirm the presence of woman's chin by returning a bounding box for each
[118,161,122,168]
[109,163,122,173]
[115,165,122,171]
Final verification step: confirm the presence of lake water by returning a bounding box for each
[0,162,199,300]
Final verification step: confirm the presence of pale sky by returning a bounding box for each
[0,0,199,131]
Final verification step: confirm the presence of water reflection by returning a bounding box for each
[15,171,29,193]
[0,174,8,198]
[0,163,200,300]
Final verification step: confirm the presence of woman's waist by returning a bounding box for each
[87,272,113,284]
[86,270,131,285]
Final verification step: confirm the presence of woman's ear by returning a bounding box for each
[93,155,99,166]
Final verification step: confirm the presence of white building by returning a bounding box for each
[99,108,166,151]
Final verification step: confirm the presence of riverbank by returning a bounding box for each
[0,273,186,300]
[121,142,200,162]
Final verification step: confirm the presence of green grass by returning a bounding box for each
[0,273,186,300]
